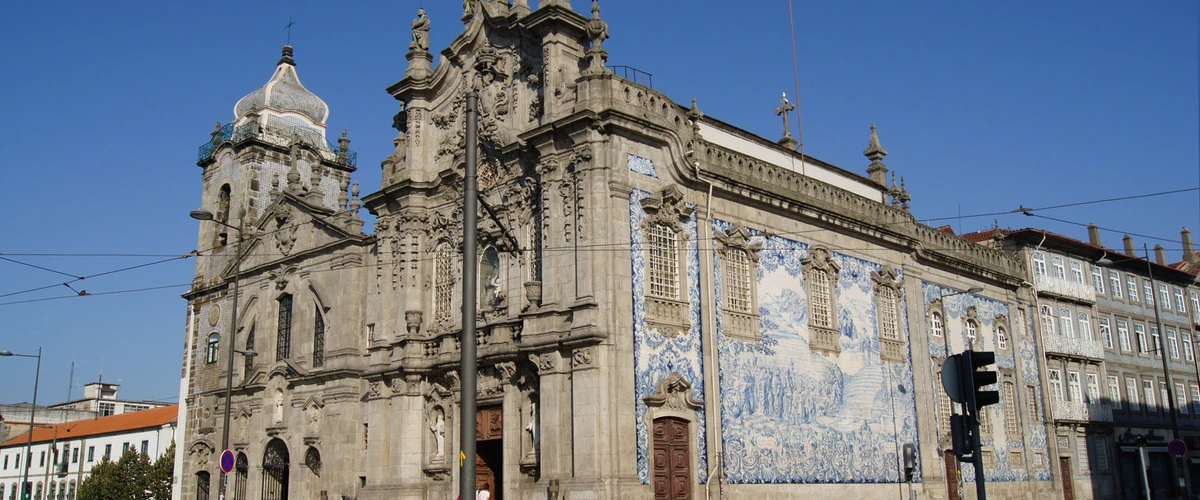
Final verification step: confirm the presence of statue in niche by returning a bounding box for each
[410,9,430,51]
[430,409,446,458]
[479,246,503,308]
[307,404,319,435]
[274,390,285,424]
[524,400,538,457]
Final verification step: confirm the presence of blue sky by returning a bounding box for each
[0,1,1196,404]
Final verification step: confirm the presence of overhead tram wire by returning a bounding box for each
[0,255,83,280]
[1028,213,1191,246]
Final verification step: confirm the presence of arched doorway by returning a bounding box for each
[261,438,290,500]
[233,452,248,500]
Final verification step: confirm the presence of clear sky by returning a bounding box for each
[0,1,1196,405]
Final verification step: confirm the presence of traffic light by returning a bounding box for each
[22,481,31,500]
[949,414,972,460]
[966,350,1000,411]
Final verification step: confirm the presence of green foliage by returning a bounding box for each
[77,441,175,500]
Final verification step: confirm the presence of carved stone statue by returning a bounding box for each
[431,409,446,458]
[524,401,538,455]
[410,9,430,51]
[274,390,285,424]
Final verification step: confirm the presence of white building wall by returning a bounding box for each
[0,423,176,498]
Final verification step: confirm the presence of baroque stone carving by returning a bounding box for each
[572,347,594,368]
[642,372,703,412]
[410,9,430,51]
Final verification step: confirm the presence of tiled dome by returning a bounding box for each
[234,46,329,126]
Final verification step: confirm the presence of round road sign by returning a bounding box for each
[220,449,235,473]
[1168,439,1187,458]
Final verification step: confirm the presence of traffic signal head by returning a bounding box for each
[969,350,1000,409]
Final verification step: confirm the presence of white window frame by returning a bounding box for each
[1068,371,1083,403]
[1060,308,1074,338]
[1185,332,1194,362]
[1160,284,1171,308]
[1127,377,1140,410]
[1052,256,1066,279]
[1070,260,1084,283]
[997,326,1008,350]
[1033,252,1047,276]
[1092,267,1105,294]
[1144,379,1157,412]
[1191,291,1199,317]
[931,311,944,338]
[966,320,978,343]
[1191,384,1200,415]
[1108,376,1122,409]
[1086,373,1100,405]
[1041,305,1056,336]
[647,223,681,300]
[1110,271,1123,298]
[1176,382,1188,415]
[1078,312,1092,341]
[1003,381,1019,435]
[1099,317,1113,349]
[1168,329,1180,359]
[1049,369,1064,403]
[1127,276,1139,302]
[1118,320,1132,352]
[1145,280,1155,306]
[1175,287,1186,313]
[1135,324,1148,354]
[1152,327,1162,358]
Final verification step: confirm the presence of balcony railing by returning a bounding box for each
[1051,399,1113,423]
[1035,274,1096,303]
[1042,334,1105,360]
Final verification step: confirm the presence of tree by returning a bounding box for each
[77,441,175,500]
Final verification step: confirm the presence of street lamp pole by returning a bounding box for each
[1143,244,1184,498]
[191,209,244,500]
[1,347,42,500]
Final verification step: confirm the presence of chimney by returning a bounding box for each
[1088,223,1102,247]
[1183,227,1196,265]
[1123,234,1135,256]
[1155,245,1166,265]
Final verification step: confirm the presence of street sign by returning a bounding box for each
[1168,439,1187,458]
[220,449,235,473]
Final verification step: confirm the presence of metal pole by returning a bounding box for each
[20,347,41,500]
[460,92,480,500]
[961,352,987,500]
[1145,244,1182,498]
[219,224,243,500]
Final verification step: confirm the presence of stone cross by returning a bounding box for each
[774,93,797,149]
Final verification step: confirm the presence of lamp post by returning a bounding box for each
[191,208,253,500]
[2,347,42,500]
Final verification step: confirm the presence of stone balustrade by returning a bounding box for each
[1051,399,1113,423]
[1042,334,1105,360]
[1035,274,1096,303]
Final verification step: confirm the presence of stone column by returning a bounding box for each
[532,351,573,479]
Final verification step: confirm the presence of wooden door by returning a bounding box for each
[943,450,959,500]
[1060,457,1074,500]
[652,418,691,500]
[476,455,495,499]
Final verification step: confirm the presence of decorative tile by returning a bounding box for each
[627,153,658,178]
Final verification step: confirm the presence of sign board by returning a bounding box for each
[220,449,235,474]
[1168,439,1187,458]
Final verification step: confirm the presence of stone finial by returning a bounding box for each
[864,124,889,186]
[338,176,349,210]
[774,93,798,150]
[286,137,302,193]
[898,177,911,211]
[887,172,900,207]
[338,129,351,153]
[270,174,281,200]
[582,0,611,76]
[350,182,362,215]
[512,0,531,16]
[410,8,430,51]
[1123,234,1136,256]
[687,98,704,136]
[307,164,322,202]
[279,45,296,66]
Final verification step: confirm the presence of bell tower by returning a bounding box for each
[192,45,357,282]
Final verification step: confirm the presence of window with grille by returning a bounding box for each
[808,270,833,329]
[647,224,679,300]
[277,294,293,361]
[528,223,542,282]
[1003,382,1019,435]
[1077,437,1090,471]
[312,308,325,368]
[434,244,455,322]
[725,249,752,313]
[1026,385,1039,424]
[936,370,952,432]
[244,325,255,378]
[1093,436,1109,471]
[1108,376,1122,409]
[931,312,943,337]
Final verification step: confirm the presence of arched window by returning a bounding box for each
[966,320,978,342]
[215,184,232,247]
[243,325,256,379]
[1059,308,1074,338]
[930,312,943,337]
[1032,252,1047,275]
[233,453,248,500]
[206,333,220,364]
[996,327,1008,350]
[312,307,325,368]
[647,223,680,300]
[304,447,321,477]
[195,471,210,500]
[434,243,455,322]
[1040,305,1055,336]
[1078,312,1092,341]
[277,294,293,361]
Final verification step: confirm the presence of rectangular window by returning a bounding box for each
[1026,385,1040,424]
[1144,380,1157,412]
[1086,373,1100,404]
[1186,333,1195,362]
[140,441,149,455]
[1127,276,1139,302]
[98,402,115,417]
[1052,256,1066,279]
[122,443,129,453]
[1160,284,1171,308]
[936,371,953,432]
[725,249,753,313]
[1078,313,1092,341]
[87,447,94,462]
[1152,327,1162,358]
[1049,369,1064,403]
[104,444,111,460]
[647,224,680,299]
[39,451,44,467]
[1067,371,1083,403]
[1176,383,1188,415]
[1077,437,1090,471]
[1175,288,1186,313]
[1118,321,1131,352]
[1135,324,1148,353]
[1161,386,1169,414]
[1092,267,1105,294]
[1191,384,1200,415]
[1095,436,1110,471]
[1033,252,1047,276]
[1144,280,1154,306]
[1127,377,1140,411]
[808,270,834,329]
[1110,272,1123,298]
[277,294,293,360]
[71,448,78,464]
[1003,382,1019,435]
[1099,317,1113,349]
[1168,330,1180,359]
[1191,291,1199,318]
[3,455,7,470]
[1070,261,1084,283]
[1108,376,1122,409]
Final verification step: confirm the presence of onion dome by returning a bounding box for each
[234,46,329,127]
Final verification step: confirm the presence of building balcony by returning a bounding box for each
[1051,400,1113,423]
[1042,334,1105,360]
[1035,274,1096,303]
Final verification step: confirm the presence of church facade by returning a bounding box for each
[176,1,1063,499]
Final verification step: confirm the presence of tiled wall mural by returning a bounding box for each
[714,220,919,484]
[629,190,708,484]
[921,283,1051,482]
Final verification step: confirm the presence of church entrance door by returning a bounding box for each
[652,418,690,500]
[261,438,290,500]
[476,407,503,500]
[943,450,959,500]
